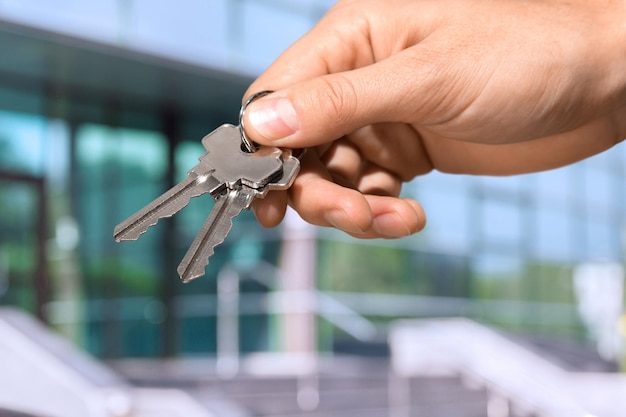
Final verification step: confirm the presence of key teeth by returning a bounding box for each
[178,243,216,283]
[176,189,247,283]
[177,243,217,283]
[113,175,207,242]
[113,217,162,242]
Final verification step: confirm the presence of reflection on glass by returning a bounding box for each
[239,1,315,74]
[0,110,46,175]
[482,199,523,244]
[418,186,471,253]
[0,181,38,313]
[534,207,572,261]
[75,123,168,357]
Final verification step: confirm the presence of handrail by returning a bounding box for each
[388,318,626,417]
[45,291,581,330]
[215,260,371,412]
[214,260,379,380]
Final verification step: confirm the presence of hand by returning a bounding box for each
[243,0,626,238]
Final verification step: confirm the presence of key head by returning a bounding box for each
[258,150,301,195]
[199,124,284,190]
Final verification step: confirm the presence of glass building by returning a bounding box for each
[0,0,624,360]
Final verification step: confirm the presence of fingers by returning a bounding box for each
[288,178,425,239]
[243,0,386,96]
[243,57,419,148]
[356,165,402,197]
[287,151,374,233]
[346,123,434,180]
[349,196,426,239]
[251,190,288,228]
[252,151,426,238]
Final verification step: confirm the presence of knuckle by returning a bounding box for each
[314,75,359,128]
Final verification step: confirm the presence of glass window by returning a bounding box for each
[0,180,39,313]
[0,87,44,115]
[529,167,572,207]
[76,123,168,282]
[471,253,524,304]
[586,218,621,261]
[533,206,572,261]
[43,119,71,191]
[585,144,620,173]
[0,110,47,175]
[75,124,169,357]
[418,186,471,253]
[583,164,614,212]
[238,2,314,74]
[0,0,119,43]
[532,168,571,201]
[482,199,524,245]
[128,0,229,68]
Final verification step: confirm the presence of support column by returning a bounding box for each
[277,209,317,353]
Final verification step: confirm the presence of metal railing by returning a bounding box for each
[388,318,626,417]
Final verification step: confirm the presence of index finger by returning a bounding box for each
[243,3,375,98]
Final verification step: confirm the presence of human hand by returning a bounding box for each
[242,0,626,238]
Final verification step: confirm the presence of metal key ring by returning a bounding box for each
[239,90,274,153]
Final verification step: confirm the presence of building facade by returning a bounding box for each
[0,0,624,359]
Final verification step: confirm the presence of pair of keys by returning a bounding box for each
[114,92,301,283]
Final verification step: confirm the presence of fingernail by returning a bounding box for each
[247,97,300,140]
[324,209,365,234]
[373,213,411,237]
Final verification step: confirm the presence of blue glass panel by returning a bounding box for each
[533,207,572,261]
[482,199,523,244]
[128,0,229,68]
[238,2,314,75]
[1,0,119,42]
[418,187,471,253]
[0,110,47,175]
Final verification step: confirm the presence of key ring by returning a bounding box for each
[239,90,274,153]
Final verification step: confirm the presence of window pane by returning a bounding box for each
[482,200,524,244]
[128,0,229,68]
[0,180,39,313]
[239,2,314,74]
[0,110,46,175]
[419,187,471,253]
[533,207,572,261]
[76,123,168,357]
[1,0,119,42]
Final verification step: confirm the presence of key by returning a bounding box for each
[114,124,283,242]
[113,173,221,242]
[178,150,301,283]
[113,123,301,282]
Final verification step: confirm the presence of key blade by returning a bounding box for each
[178,188,255,283]
[114,172,221,242]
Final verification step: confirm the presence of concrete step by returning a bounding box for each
[113,357,501,417]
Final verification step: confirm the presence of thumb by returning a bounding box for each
[243,55,421,148]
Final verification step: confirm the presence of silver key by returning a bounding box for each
[113,123,300,282]
[178,149,301,283]
[114,124,282,242]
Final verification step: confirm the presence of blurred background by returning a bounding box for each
[1,1,626,417]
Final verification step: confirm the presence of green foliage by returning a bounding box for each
[82,257,160,297]
[318,239,472,298]
[471,260,575,304]
[319,240,415,294]
[0,242,35,275]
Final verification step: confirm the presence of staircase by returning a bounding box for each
[115,357,496,417]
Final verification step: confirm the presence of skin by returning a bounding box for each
[242,0,626,239]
